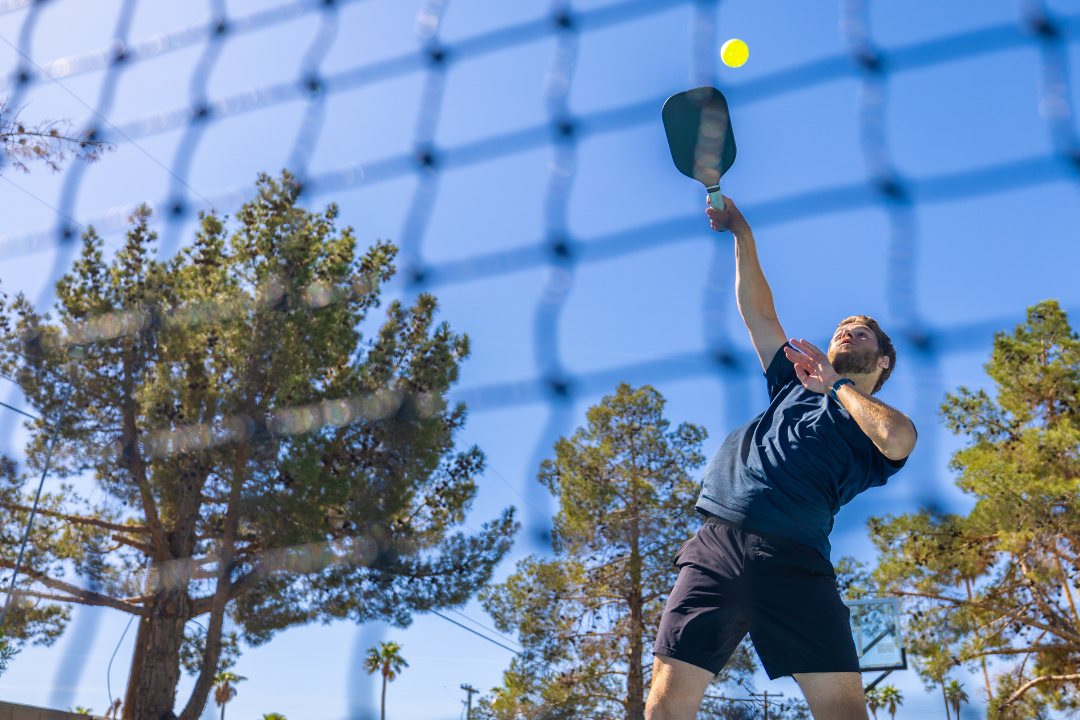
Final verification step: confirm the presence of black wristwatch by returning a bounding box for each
[829,378,855,402]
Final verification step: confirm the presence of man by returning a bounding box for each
[644,197,917,720]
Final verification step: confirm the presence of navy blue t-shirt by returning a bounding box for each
[695,343,908,560]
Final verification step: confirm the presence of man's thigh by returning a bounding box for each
[645,655,714,720]
[793,672,869,720]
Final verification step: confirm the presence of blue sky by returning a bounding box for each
[0,0,1079,718]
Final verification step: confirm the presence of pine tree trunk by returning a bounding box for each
[129,589,192,720]
[625,510,645,720]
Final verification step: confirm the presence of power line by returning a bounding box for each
[0,175,86,234]
[0,399,36,420]
[0,375,76,628]
[0,175,123,252]
[431,609,556,677]
[486,465,555,529]
[448,608,523,650]
[106,615,135,709]
[430,610,520,655]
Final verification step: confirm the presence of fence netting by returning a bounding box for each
[0,0,1078,714]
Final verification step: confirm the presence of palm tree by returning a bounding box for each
[262,714,287,720]
[865,687,882,720]
[213,671,247,720]
[363,641,409,720]
[945,680,969,719]
[879,685,904,720]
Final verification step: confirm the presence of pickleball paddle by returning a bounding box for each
[662,86,736,211]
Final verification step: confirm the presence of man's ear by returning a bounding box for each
[878,355,890,370]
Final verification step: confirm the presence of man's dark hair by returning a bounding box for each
[836,314,895,394]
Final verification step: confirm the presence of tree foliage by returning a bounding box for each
[0,631,16,678]
[878,685,903,720]
[178,625,240,676]
[865,687,882,720]
[476,384,767,720]
[363,640,408,682]
[0,172,515,720]
[0,99,112,173]
[945,679,969,719]
[867,301,1080,718]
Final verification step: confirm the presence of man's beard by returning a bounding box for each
[830,345,880,375]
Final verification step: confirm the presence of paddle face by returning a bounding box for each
[662,87,736,189]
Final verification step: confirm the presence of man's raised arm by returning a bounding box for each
[706,197,786,371]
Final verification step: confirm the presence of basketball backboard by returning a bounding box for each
[845,597,906,671]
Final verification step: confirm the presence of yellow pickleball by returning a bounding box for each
[721,38,749,68]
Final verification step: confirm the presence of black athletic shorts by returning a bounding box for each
[653,517,860,679]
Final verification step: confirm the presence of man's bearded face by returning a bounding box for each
[828,325,882,376]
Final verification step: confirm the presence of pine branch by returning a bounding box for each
[897,590,1080,645]
[0,561,147,615]
[111,532,155,556]
[0,108,113,174]
[9,588,153,607]
[0,500,151,534]
[1019,556,1077,637]
[119,402,171,561]
[1000,674,1080,709]
[963,643,1080,659]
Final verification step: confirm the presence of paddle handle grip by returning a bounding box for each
[707,185,725,211]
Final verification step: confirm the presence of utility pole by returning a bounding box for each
[461,683,479,720]
[750,691,783,720]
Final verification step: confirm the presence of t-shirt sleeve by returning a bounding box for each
[764,342,798,400]
[869,428,914,486]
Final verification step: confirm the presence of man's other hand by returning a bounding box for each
[784,339,841,394]
[706,195,749,234]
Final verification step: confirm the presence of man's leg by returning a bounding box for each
[793,672,869,720]
[644,655,714,720]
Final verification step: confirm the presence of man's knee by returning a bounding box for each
[645,655,714,720]
[793,672,869,720]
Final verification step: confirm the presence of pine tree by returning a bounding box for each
[477,384,757,720]
[868,301,1080,718]
[0,172,516,720]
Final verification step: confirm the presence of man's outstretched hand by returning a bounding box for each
[784,339,841,394]
[706,195,750,234]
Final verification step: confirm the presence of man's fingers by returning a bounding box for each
[784,346,813,364]
[786,351,812,369]
[790,357,814,375]
[706,205,729,232]
[790,338,825,358]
